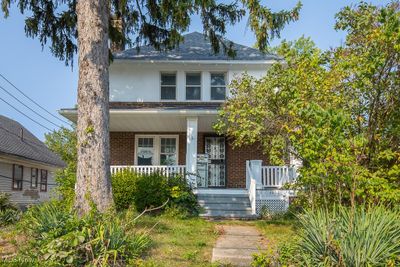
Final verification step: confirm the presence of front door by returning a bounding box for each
[205,137,226,187]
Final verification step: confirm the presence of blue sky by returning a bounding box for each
[0,0,391,140]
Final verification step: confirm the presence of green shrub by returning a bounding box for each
[253,206,400,266]
[167,175,200,216]
[0,193,20,226]
[18,201,150,266]
[112,169,139,210]
[132,172,169,212]
[112,171,200,215]
[297,206,400,266]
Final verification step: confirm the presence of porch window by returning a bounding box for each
[137,137,155,165]
[160,73,176,100]
[40,169,48,192]
[135,135,178,165]
[160,138,177,165]
[186,73,201,100]
[31,168,38,189]
[12,164,23,190]
[210,73,226,100]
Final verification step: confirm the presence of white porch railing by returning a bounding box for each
[261,166,296,188]
[110,165,186,177]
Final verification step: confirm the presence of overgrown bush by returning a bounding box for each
[0,193,21,226]
[112,169,139,210]
[18,201,150,266]
[112,171,200,215]
[253,206,400,266]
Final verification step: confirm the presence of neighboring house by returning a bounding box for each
[60,32,296,218]
[0,115,65,207]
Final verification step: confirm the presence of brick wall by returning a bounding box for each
[226,141,269,188]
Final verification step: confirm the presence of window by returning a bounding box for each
[160,73,176,100]
[137,137,155,165]
[186,73,201,100]
[135,136,178,165]
[12,164,23,190]
[160,138,177,165]
[31,168,38,189]
[40,169,48,192]
[211,73,226,100]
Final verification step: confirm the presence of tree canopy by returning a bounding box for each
[1,0,301,65]
[215,1,400,208]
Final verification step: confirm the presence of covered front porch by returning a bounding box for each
[61,104,298,216]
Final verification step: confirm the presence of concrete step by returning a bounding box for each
[200,209,254,218]
[197,199,250,205]
[199,203,251,211]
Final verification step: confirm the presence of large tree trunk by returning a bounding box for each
[75,0,113,215]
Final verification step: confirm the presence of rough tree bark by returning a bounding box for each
[75,0,113,215]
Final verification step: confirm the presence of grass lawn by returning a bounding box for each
[134,214,218,267]
[0,214,296,267]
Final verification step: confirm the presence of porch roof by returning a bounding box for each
[59,107,218,132]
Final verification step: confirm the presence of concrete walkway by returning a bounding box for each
[212,225,266,266]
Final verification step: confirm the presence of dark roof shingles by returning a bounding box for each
[0,115,65,167]
[114,32,281,61]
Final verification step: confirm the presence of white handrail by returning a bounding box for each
[261,166,296,188]
[110,165,186,177]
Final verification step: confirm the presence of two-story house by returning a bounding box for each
[60,32,296,218]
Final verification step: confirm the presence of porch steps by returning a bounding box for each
[196,191,257,219]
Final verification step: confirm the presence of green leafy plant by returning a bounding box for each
[297,206,400,266]
[18,201,150,266]
[112,171,200,215]
[111,169,139,211]
[0,193,21,226]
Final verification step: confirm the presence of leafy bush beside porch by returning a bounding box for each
[111,170,200,216]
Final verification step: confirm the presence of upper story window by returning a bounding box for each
[12,164,23,190]
[211,73,226,100]
[160,73,176,100]
[186,73,201,100]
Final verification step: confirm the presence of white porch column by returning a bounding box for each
[186,117,198,186]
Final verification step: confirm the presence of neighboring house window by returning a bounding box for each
[160,73,176,100]
[12,164,23,190]
[31,168,38,189]
[40,169,48,192]
[160,138,177,165]
[186,73,201,100]
[136,135,178,166]
[211,73,226,100]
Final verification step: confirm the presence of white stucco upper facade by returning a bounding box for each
[109,60,273,102]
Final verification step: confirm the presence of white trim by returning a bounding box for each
[134,134,179,166]
[114,59,280,65]
[59,109,219,117]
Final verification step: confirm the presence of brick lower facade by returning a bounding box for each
[110,132,268,188]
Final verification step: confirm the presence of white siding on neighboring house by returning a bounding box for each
[0,158,58,207]
[109,62,270,102]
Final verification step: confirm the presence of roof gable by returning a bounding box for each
[0,115,65,167]
[114,32,281,61]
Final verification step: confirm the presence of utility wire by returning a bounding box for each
[0,84,62,129]
[0,72,71,125]
[0,174,58,186]
[0,96,53,132]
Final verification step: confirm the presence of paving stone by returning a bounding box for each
[211,225,266,266]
